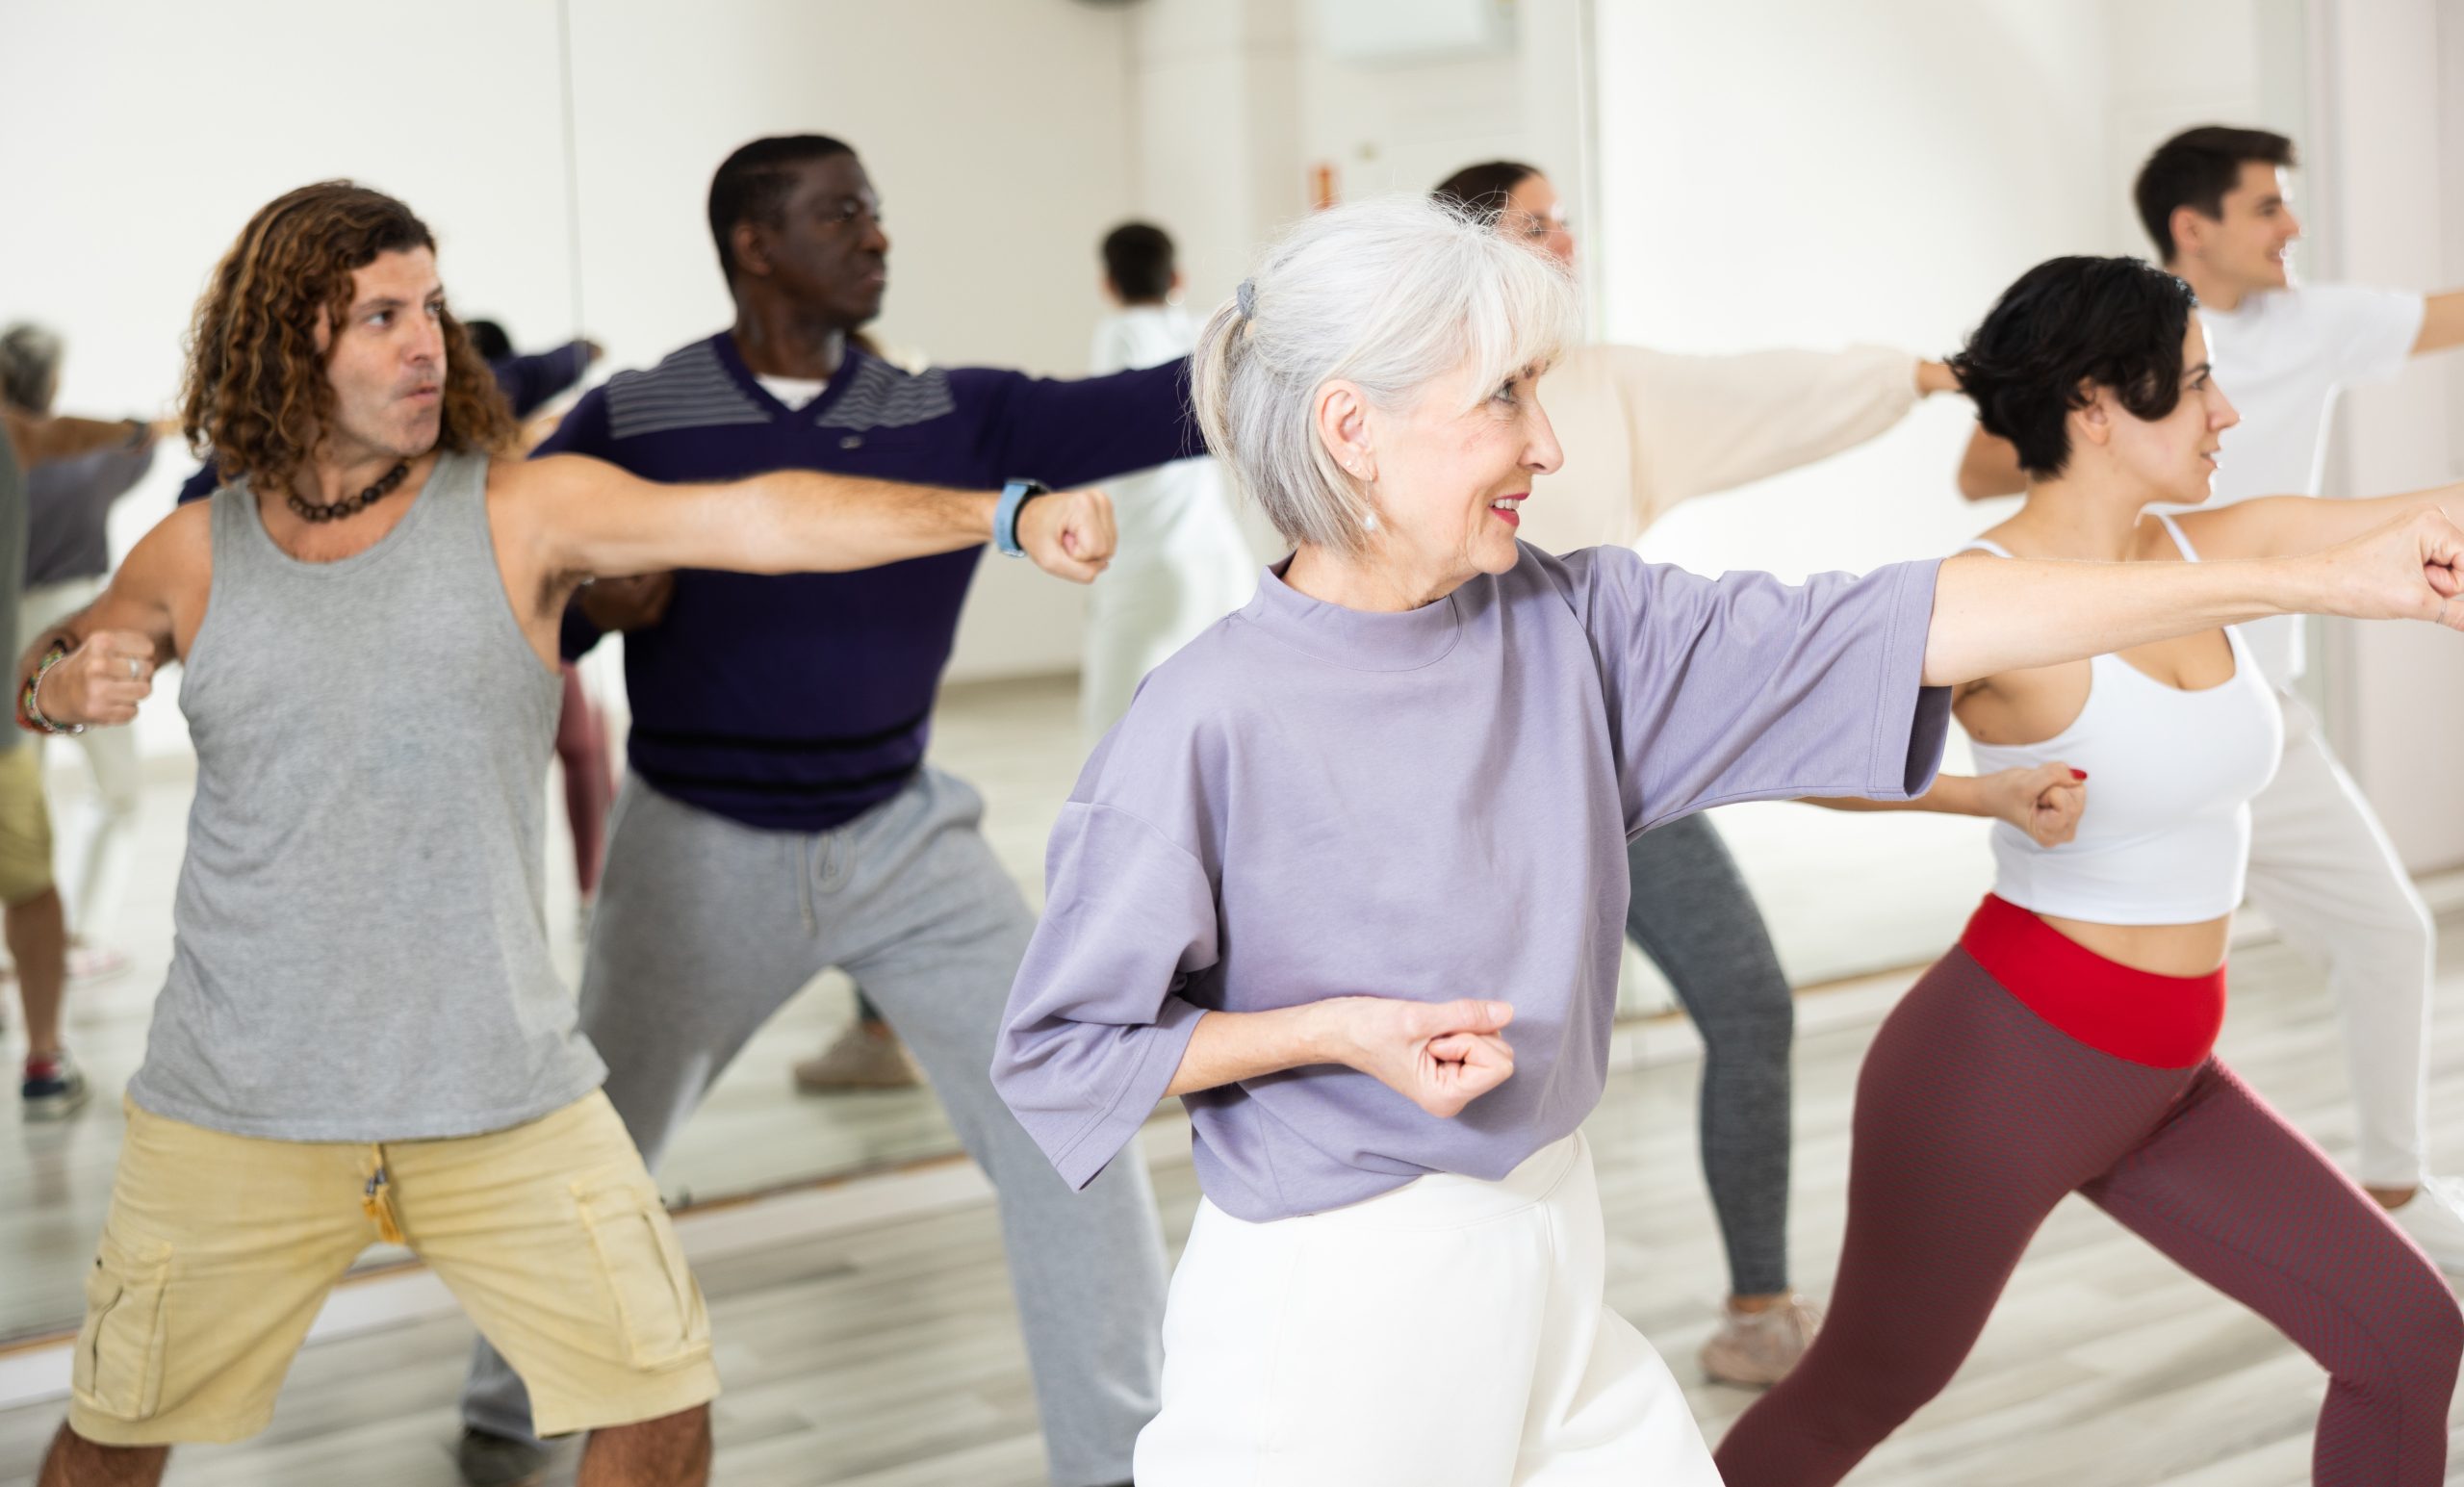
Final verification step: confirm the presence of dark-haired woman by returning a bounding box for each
[1715,256,2464,1485]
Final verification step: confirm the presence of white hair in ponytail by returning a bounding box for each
[1191,194,1577,555]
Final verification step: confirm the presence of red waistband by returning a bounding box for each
[1957,894,2225,1068]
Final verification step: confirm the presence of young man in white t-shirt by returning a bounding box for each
[1961,124,2464,1269]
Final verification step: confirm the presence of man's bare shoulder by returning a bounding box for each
[131,498,213,564]
[98,498,216,615]
[487,450,652,506]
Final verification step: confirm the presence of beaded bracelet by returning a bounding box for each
[19,641,83,736]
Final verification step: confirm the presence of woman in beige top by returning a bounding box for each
[1435,162,1992,1388]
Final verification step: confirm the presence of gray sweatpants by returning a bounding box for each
[462,769,1168,1486]
[1625,813,1795,1299]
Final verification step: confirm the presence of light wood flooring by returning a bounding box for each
[0,674,1999,1342]
[4,910,2464,1482]
[6,671,2463,1482]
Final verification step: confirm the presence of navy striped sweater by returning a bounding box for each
[552,332,1200,831]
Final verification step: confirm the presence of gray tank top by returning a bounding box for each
[130,449,605,1140]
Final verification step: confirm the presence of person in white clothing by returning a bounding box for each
[1960,123,2464,1268]
[1081,222,1256,742]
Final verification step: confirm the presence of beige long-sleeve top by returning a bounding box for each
[1519,342,1922,554]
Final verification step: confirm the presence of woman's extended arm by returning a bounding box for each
[2176,482,2464,563]
[1922,506,2464,686]
[1611,344,1929,511]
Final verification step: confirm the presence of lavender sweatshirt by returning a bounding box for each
[993,543,1948,1222]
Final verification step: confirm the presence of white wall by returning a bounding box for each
[2313,0,2464,871]
[1293,17,1526,206]
[1126,0,1307,314]
[1122,0,1578,568]
[0,0,578,757]
[1578,0,2123,982]
[1578,0,2356,979]
[555,1,1138,681]
[1594,0,2120,583]
[0,0,1141,701]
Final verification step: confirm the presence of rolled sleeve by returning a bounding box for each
[1568,548,1948,832]
[994,802,1218,1190]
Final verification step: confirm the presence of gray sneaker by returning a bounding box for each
[1699,1294,1823,1388]
[455,1427,549,1487]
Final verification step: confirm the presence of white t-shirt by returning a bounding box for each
[756,373,827,409]
[2196,283,2425,683]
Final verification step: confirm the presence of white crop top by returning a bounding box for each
[1962,516,2283,925]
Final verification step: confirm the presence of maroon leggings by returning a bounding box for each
[553,663,615,898]
[1716,948,2460,1486]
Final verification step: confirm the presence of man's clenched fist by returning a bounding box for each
[27,631,156,730]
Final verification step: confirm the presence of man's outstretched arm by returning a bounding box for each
[2,409,161,470]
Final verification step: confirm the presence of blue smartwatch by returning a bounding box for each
[992,478,1049,558]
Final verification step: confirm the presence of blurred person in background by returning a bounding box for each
[1434,160,1964,1386]
[1079,221,1256,743]
[0,326,164,1120]
[3,323,163,987]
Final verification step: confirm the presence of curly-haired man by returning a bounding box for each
[18,180,1114,1487]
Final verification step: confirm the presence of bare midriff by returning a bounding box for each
[2033,912,2232,979]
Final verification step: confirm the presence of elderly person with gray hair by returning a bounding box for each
[1,323,159,984]
[0,321,163,1115]
[991,195,2464,1483]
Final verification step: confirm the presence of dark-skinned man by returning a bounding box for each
[456,135,1196,1487]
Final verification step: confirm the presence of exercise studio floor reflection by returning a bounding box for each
[0,670,2144,1344]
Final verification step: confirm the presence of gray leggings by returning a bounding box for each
[1626,813,1794,1298]
[461,769,1168,1487]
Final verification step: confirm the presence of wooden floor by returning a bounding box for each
[4,910,2464,1484]
[8,670,2464,1481]
[0,674,2002,1342]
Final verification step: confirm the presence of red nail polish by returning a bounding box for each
[2070,769,2088,781]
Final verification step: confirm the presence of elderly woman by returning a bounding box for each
[991,197,2464,1483]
